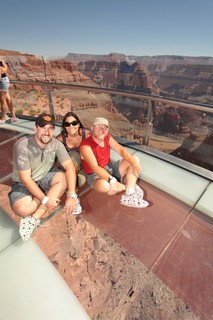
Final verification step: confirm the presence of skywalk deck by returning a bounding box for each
[0,118,212,320]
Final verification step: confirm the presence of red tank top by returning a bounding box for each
[80,134,111,174]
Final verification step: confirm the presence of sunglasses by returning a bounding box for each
[64,120,79,127]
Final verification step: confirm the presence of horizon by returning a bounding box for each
[2,49,213,60]
[2,0,213,58]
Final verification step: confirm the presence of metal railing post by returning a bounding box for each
[143,100,153,146]
[43,86,55,118]
[41,56,55,118]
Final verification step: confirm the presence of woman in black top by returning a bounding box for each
[57,111,90,186]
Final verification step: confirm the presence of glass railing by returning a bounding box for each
[9,80,213,177]
[2,63,213,320]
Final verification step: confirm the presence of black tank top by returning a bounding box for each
[62,128,86,152]
[0,60,7,78]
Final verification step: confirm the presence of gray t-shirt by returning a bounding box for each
[12,135,70,182]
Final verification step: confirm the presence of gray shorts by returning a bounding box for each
[8,167,61,207]
[0,76,9,92]
[86,160,121,188]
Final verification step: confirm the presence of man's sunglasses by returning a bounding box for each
[64,120,79,127]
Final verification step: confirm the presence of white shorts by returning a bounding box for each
[0,76,9,92]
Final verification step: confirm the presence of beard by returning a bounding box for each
[39,134,52,145]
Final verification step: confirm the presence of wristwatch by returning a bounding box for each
[67,193,77,199]
[108,175,117,184]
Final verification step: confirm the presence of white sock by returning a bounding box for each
[125,187,135,196]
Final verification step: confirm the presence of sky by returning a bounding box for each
[2,0,213,59]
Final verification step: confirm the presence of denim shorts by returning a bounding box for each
[0,76,9,92]
[8,167,61,207]
[86,160,121,188]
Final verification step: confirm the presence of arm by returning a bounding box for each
[80,145,111,181]
[19,169,46,202]
[109,137,142,174]
[80,143,126,194]
[19,169,61,209]
[0,59,8,74]
[14,137,48,206]
[61,158,78,213]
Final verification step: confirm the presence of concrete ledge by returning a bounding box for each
[0,212,90,320]
[110,147,212,218]
[0,208,20,252]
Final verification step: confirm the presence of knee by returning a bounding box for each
[133,155,140,165]
[94,179,110,193]
[12,202,32,217]
[0,97,6,105]
[56,171,67,189]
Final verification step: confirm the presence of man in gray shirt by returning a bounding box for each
[8,113,81,241]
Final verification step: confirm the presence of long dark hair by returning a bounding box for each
[61,112,84,137]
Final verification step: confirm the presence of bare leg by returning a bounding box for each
[33,171,67,220]
[12,196,41,217]
[93,178,125,195]
[0,91,7,120]
[93,179,111,194]
[119,156,140,192]
[6,92,16,118]
[12,171,67,220]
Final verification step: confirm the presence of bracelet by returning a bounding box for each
[67,193,77,199]
[108,176,117,184]
[42,196,49,205]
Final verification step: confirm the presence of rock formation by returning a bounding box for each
[1,49,213,170]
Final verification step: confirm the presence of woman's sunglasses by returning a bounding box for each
[64,120,79,127]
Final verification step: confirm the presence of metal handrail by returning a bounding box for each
[10,79,213,181]
[10,79,213,113]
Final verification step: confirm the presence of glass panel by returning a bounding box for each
[1,81,212,319]
[9,80,213,173]
[194,182,213,219]
[153,212,213,320]
[134,150,209,205]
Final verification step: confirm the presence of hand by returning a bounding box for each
[65,197,78,214]
[108,181,125,195]
[45,197,61,209]
[133,163,142,175]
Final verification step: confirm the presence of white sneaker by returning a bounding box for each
[71,198,82,215]
[0,119,6,124]
[120,192,149,209]
[126,185,144,198]
[125,187,135,196]
[19,216,41,241]
[5,117,18,123]
[11,117,19,122]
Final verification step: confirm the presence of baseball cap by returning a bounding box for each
[92,117,109,127]
[35,113,55,127]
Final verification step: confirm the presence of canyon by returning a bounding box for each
[1,49,211,319]
[1,48,213,170]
